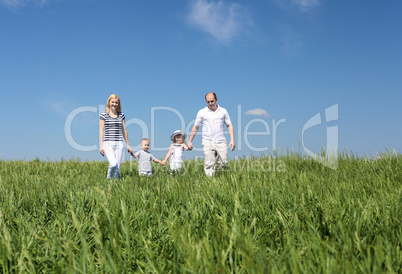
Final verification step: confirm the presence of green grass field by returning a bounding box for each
[0,152,401,273]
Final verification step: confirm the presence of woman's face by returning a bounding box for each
[109,98,119,110]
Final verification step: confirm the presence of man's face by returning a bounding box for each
[206,94,217,110]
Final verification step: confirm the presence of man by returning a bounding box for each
[188,92,235,176]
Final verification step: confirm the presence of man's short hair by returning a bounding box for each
[205,92,217,100]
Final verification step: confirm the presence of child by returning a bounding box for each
[162,130,188,172]
[131,138,162,176]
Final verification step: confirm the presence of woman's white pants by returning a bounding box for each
[103,141,124,179]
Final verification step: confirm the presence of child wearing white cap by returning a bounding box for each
[162,130,189,172]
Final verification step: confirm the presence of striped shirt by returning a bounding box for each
[100,112,125,141]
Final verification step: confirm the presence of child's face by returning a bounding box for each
[174,135,184,144]
[141,140,150,151]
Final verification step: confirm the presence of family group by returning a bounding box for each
[99,93,235,178]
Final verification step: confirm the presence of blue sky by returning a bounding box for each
[1,0,401,161]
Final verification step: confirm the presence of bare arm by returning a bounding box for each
[153,158,162,164]
[227,123,235,151]
[162,144,173,165]
[121,119,132,154]
[182,142,189,151]
[188,125,199,150]
[99,119,105,156]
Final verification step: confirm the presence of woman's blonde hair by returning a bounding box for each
[105,94,121,113]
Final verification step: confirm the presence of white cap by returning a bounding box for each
[170,130,187,141]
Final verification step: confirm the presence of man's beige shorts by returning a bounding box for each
[202,141,228,176]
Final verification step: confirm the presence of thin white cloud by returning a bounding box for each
[49,101,71,117]
[272,0,320,13]
[291,0,320,12]
[0,0,55,9]
[279,25,303,57]
[187,0,253,44]
[0,0,23,9]
[44,96,77,118]
[272,0,321,57]
[47,99,99,125]
[245,108,270,118]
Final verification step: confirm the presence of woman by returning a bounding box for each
[99,94,132,179]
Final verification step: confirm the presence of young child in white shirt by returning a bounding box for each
[131,138,162,176]
[162,130,188,172]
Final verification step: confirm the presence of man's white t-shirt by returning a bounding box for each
[194,105,232,143]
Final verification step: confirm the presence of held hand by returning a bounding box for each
[161,160,166,166]
[188,142,193,150]
[229,141,236,151]
[127,145,133,154]
[100,147,105,156]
